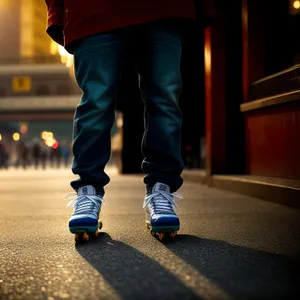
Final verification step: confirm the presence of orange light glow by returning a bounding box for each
[293,1,300,9]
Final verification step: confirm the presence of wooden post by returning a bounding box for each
[205,0,245,175]
[204,4,227,175]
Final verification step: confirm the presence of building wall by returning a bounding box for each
[20,0,52,57]
[245,102,300,180]
[0,0,21,60]
[0,0,53,60]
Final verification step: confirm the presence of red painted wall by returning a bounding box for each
[245,102,300,179]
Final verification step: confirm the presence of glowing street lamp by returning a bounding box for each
[41,131,47,140]
[12,132,20,141]
[294,1,300,9]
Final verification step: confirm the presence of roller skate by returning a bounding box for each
[66,185,104,242]
[143,182,182,241]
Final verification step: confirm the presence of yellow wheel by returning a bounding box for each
[83,232,89,241]
[74,234,79,241]
[94,230,99,238]
[169,232,177,239]
[150,230,156,236]
[158,232,165,241]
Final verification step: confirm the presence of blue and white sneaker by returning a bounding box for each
[143,182,183,240]
[66,185,104,241]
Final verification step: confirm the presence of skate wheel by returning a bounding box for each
[169,231,177,239]
[74,233,80,241]
[158,232,165,241]
[83,232,89,241]
[94,230,99,238]
[150,230,156,237]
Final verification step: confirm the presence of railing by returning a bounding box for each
[0,56,61,65]
[0,95,79,111]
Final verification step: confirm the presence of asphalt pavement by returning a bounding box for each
[0,168,299,300]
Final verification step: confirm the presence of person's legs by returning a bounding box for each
[137,21,184,239]
[71,30,128,196]
[137,21,184,193]
[68,30,128,240]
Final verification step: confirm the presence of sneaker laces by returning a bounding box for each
[65,192,104,217]
[143,190,183,215]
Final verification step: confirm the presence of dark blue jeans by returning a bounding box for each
[70,21,185,195]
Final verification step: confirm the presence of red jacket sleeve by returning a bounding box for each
[45,0,64,28]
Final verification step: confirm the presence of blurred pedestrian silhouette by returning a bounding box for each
[0,142,9,169]
[15,140,29,169]
[32,139,42,169]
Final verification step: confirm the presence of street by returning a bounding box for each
[0,168,299,300]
